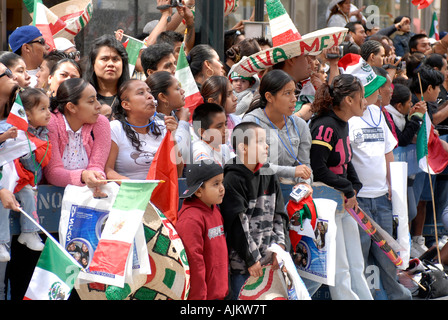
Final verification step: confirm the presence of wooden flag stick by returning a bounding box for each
[417,72,442,265]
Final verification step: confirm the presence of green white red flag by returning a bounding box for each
[88,180,158,287]
[24,237,82,300]
[416,112,448,174]
[121,34,146,77]
[31,0,55,51]
[7,93,28,132]
[429,12,439,41]
[175,43,203,121]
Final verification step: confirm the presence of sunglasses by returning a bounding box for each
[0,68,13,79]
[67,51,81,60]
[28,38,46,46]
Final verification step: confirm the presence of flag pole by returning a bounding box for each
[417,72,442,265]
[18,207,84,270]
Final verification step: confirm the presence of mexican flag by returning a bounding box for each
[7,93,28,132]
[429,12,439,41]
[175,43,203,121]
[146,130,179,225]
[416,112,448,174]
[121,34,146,77]
[24,236,82,300]
[89,180,158,287]
[31,0,55,51]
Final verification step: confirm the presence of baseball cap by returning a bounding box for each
[54,37,76,52]
[180,160,224,198]
[8,25,43,53]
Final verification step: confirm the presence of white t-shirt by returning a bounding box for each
[110,119,167,180]
[348,105,397,198]
[192,139,235,167]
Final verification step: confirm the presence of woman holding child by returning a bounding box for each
[310,74,373,300]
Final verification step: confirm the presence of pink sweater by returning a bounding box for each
[43,111,111,187]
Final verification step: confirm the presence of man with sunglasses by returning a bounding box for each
[8,25,50,88]
[54,37,81,62]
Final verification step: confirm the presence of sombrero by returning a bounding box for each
[238,265,288,300]
[231,0,347,77]
[338,53,387,98]
[47,0,93,40]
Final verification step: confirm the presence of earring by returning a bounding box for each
[206,68,214,78]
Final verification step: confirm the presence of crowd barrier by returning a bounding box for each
[9,140,448,238]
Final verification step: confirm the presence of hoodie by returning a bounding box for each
[309,110,362,199]
[242,108,312,185]
[176,196,229,300]
[220,158,288,275]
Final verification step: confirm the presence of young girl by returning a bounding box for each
[44,78,110,198]
[105,79,182,181]
[310,74,372,300]
[201,75,240,152]
[47,58,82,98]
[0,88,52,261]
[145,71,191,162]
[242,69,312,187]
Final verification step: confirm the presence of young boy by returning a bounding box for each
[192,102,235,166]
[339,54,411,299]
[176,160,228,300]
[220,122,289,300]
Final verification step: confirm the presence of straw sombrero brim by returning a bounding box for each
[232,27,347,77]
[49,0,93,40]
[238,264,288,300]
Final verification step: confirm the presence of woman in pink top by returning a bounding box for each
[44,78,110,197]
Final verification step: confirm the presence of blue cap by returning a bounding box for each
[8,25,43,53]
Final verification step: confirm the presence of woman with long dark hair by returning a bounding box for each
[44,78,110,197]
[309,73,372,300]
[242,69,312,186]
[84,35,130,113]
[105,79,182,181]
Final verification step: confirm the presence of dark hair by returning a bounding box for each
[84,34,130,92]
[141,43,174,77]
[393,15,410,24]
[254,37,272,49]
[231,121,263,154]
[145,70,176,105]
[410,65,444,94]
[192,102,225,135]
[187,44,217,78]
[345,21,363,34]
[20,87,47,112]
[246,69,294,114]
[405,52,426,78]
[200,75,228,108]
[224,29,245,52]
[50,78,90,114]
[42,50,68,74]
[424,53,446,71]
[311,74,363,116]
[390,83,411,107]
[156,30,184,47]
[0,51,23,69]
[360,40,383,62]
[409,34,428,52]
[115,79,161,152]
[225,38,261,63]
[49,58,82,77]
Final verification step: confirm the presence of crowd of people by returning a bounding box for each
[1,0,448,300]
